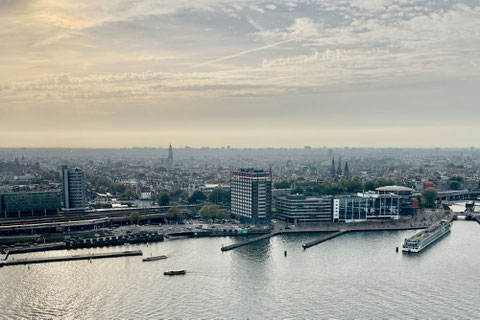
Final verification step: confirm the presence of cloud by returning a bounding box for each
[192,39,294,68]
[1,0,480,147]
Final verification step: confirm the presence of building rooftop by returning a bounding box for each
[376,186,414,193]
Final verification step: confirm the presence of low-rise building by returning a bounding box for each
[0,190,62,219]
[333,186,417,222]
[275,194,332,223]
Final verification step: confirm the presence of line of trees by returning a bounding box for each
[199,205,227,220]
[278,177,396,196]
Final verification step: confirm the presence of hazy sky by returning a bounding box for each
[1,0,480,148]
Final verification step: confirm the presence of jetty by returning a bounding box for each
[0,250,142,267]
[221,232,281,251]
[302,230,349,249]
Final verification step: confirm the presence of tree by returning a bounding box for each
[166,207,183,221]
[128,212,141,224]
[199,205,227,220]
[208,187,230,204]
[374,178,395,189]
[291,187,304,195]
[170,189,184,198]
[449,176,463,182]
[449,181,461,190]
[274,180,291,189]
[159,192,170,206]
[188,190,207,204]
[363,180,376,191]
[122,187,135,199]
[422,188,438,208]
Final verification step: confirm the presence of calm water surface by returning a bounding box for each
[1,221,479,319]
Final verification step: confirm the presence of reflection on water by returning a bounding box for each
[1,221,479,319]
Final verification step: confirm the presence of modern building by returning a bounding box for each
[333,192,402,222]
[230,169,272,224]
[333,186,417,222]
[61,165,87,210]
[376,186,417,215]
[0,191,62,218]
[275,194,332,223]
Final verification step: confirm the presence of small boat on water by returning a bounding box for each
[142,255,168,262]
[164,269,186,276]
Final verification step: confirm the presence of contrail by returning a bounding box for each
[192,39,294,68]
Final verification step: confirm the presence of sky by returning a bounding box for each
[1,0,480,148]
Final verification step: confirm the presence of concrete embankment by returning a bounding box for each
[0,250,142,267]
[281,224,428,234]
[302,230,349,249]
[221,232,281,251]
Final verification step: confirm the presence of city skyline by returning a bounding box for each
[2,0,480,148]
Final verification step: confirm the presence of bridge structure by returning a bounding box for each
[432,190,480,201]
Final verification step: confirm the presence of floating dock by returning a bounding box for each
[221,232,281,251]
[0,250,142,267]
[302,230,349,249]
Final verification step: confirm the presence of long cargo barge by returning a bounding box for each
[402,220,451,253]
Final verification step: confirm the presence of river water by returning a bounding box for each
[1,220,479,319]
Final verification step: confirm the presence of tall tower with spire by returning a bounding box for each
[331,158,336,178]
[344,161,349,178]
[336,157,343,176]
[168,144,173,165]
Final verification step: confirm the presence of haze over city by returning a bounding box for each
[2,0,480,148]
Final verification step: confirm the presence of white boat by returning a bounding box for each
[402,220,451,253]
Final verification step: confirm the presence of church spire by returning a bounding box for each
[337,157,343,176]
[331,157,336,178]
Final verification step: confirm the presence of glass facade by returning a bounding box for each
[337,195,401,222]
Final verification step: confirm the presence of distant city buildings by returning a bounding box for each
[230,169,272,224]
[61,165,87,210]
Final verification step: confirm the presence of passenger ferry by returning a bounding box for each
[402,220,451,253]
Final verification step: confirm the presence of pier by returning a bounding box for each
[0,250,142,267]
[221,232,281,251]
[302,230,349,249]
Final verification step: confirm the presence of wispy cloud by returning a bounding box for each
[192,39,294,68]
